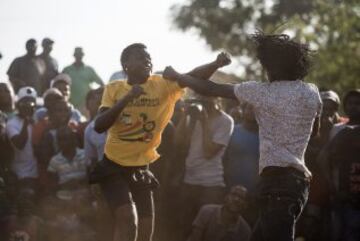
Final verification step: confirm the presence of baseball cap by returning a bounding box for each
[50,73,72,88]
[320,90,340,105]
[17,86,37,102]
[42,38,54,46]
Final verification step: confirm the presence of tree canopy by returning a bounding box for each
[171,0,360,95]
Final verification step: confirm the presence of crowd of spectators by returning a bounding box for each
[0,38,359,241]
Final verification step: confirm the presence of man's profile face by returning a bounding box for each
[124,48,152,81]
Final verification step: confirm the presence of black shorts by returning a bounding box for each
[89,155,159,217]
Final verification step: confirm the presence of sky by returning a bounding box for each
[0,0,237,84]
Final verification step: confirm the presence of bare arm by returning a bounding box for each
[94,85,145,133]
[311,117,320,138]
[186,52,231,80]
[163,66,236,99]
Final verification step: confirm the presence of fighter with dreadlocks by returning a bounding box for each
[163,32,322,241]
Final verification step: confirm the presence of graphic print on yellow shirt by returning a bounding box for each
[101,74,184,166]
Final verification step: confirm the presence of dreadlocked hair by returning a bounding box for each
[120,43,147,70]
[251,31,313,81]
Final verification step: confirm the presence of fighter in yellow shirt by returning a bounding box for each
[93,43,231,241]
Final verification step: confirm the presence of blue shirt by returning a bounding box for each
[223,124,259,191]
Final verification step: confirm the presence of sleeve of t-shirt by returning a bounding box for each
[233,81,262,106]
[84,126,97,165]
[100,84,116,109]
[212,115,234,146]
[90,67,103,85]
[156,75,185,101]
[192,205,214,229]
[6,119,20,139]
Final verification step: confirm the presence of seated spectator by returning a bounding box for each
[6,87,38,192]
[50,73,84,122]
[47,126,88,192]
[0,82,15,118]
[35,99,81,193]
[187,185,251,241]
[84,87,106,168]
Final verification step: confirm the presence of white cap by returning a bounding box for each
[50,73,72,88]
[17,86,37,102]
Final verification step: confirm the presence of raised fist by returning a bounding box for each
[163,66,180,81]
[128,85,145,99]
[215,52,231,67]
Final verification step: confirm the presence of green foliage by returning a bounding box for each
[171,0,360,95]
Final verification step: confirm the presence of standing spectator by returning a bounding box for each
[322,126,360,241]
[6,87,38,191]
[223,102,259,192]
[62,47,103,110]
[330,89,360,138]
[0,82,15,118]
[164,32,322,241]
[84,87,106,167]
[187,185,251,241]
[38,38,59,94]
[7,39,45,93]
[177,95,234,237]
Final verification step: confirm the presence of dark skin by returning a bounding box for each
[9,41,37,90]
[41,43,53,56]
[10,97,36,149]
[94,49,231,134]
[345,95,360,125]
[163,66,321,138]
[74,52,84,67]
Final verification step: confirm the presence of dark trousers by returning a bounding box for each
[251,167,310,241]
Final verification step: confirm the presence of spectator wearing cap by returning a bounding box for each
[6,87,38,191]
[7,39,45,93]
[62,47,103,111]
[330,89,360,139]
[38,38,59,94]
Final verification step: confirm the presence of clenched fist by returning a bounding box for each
[163,66,180,81]
[215,52,231,68]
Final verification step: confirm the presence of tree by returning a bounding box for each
[171,0,360,95]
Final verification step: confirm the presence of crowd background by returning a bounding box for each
[0,36,359,241]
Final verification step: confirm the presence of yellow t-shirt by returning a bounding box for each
[101,74,184,166]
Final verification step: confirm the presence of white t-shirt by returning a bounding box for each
[234,80,322,177]
[184,111,234,186]
[6,115,38,179]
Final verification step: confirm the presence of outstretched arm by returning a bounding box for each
[186,52,231,80]
[163,66,236,99]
